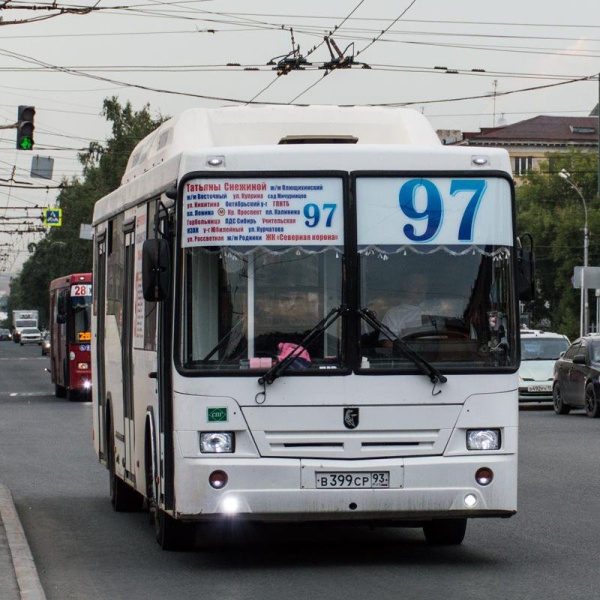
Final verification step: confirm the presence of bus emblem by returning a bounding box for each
[343,407,359,429]
[207,407,228,422]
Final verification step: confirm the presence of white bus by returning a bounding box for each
[91,105,534,550]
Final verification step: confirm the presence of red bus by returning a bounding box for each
[49,273,93,400]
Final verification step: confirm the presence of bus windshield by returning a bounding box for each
[359,246,517,368]
[180,175,345,373]
[71,295,92,344]
[356,175,517,370]
[181,246,343,371]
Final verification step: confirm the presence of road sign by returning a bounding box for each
[573,266,600,289]
[43,208,62,227]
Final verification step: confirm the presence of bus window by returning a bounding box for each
[72,294,92,343]
[181,246,343,371]
[359,247,517,367]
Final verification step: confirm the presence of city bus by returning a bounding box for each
[49,272,93,401]
[91,106,534,550]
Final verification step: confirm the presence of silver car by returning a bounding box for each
[20,327,42,346]
[519,329,570,402]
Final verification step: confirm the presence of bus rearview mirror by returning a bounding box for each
[142,239,170,302]
[517,233,535,303]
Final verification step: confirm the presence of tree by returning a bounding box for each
[517,150,599,340]
[5,98,166,328]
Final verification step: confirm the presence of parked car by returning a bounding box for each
[553,335,600,417]
[19,327,42,346]
[519,329,570,402]
[0,328,12,341]
[41,333,51,356]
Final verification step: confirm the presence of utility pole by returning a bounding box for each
[559,169,589,336]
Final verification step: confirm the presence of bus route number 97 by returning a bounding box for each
[316,471,389,489]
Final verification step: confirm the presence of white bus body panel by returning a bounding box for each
[171,373,517,518]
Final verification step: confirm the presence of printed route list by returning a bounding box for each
[182,177,344,247]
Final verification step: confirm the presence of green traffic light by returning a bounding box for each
[19,136,33,150]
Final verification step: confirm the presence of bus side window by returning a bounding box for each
[57,294,66,324]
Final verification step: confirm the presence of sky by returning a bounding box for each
[1,0,599,277]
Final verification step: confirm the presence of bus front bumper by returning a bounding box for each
[172,454,517,522]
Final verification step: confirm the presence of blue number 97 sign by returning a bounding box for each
[357,177,512,246]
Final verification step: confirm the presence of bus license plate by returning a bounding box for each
[316,472,389,489]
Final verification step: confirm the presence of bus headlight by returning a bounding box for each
[199,432,235,453]
[466,429,500,451]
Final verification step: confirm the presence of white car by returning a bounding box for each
[519,329,570,402]
[19,327,42,346]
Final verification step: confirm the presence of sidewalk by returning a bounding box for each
[0,485,46,600]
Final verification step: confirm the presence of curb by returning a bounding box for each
[0,485,46,600]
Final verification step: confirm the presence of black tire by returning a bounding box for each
[553,383,570,415]
[154,509,196,551]
[584,383,600,418]
[108,420,143,512]
[55,384,67,399]
[423,518,467,545]
[67,388,86,402]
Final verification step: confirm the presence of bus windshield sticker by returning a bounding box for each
[356,177,512,246]
[182,177,344,248]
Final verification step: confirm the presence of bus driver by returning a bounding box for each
[379,272,436,346]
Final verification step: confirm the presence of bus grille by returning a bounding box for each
[256,429,448,459]
[242,405,459,459]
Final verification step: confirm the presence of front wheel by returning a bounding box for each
[553,384,571,415]
[584,383,600,418]
[423,519,467,545]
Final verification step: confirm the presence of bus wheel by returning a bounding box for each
[55,384,67,398]
[154,509,196,551]
[423,519,467,545]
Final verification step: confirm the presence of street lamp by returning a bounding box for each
[558,169,589,336]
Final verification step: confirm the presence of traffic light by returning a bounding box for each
[16,105,35,150]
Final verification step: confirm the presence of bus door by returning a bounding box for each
[122,224,136,481]
[153,207,174,509]
[95,235,107,459]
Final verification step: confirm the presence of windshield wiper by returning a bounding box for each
[202,317,245,362]
[358,308,447,386]
[259,305,347,385]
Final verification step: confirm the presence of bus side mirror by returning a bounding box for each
[517,233,535,302]
[142,238,170,302]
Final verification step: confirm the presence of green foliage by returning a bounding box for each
[517,150,599,340]
[6,97,166,328]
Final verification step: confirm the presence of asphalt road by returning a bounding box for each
[1,340,600,600]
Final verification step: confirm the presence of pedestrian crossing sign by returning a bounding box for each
[43,208,62,227]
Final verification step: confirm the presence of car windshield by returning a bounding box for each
[521,337,569,360]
